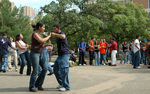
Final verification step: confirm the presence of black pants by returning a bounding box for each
[89,51,94,65]
[79,52,85,65]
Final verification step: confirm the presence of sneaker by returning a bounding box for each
[15,69,18,72]
[136,66,141,69]
[56,85,63,89]
[79,64,82,66]
[59,87,66,91]
[103,63,106,66]
[83,64,86,66]
[8,69,12,72]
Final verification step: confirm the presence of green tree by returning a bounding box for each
[0,0,32,43]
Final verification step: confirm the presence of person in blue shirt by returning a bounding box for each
[51,24,70,91]
[0,33,16,73]
[78,38,86,66]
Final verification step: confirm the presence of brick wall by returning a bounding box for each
[133,0,148,9]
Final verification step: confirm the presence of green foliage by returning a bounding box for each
[0,0,32,44]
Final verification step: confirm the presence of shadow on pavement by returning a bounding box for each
[0,87,59,92]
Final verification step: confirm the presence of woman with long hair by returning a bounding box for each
[94,40,100,66]
[8,37,18,71]
[29,22,51,92]
[16,34,31,76]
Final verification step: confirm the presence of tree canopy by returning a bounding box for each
[39,0,150,49]
[0,0,32,43]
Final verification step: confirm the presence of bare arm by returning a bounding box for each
[10,46,16,50]
[33,33,51,43]
[42,44,52,48]
[16,41,28,50]
[51,32,65,39]
[135,43,140,50]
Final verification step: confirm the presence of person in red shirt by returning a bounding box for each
[88,37,95,65]
[99,39,106,65]
[103,39,108,62]
[109,38,118,66]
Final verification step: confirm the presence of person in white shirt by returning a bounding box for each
[8,37,18,71]
[16,34,31,76]
[133,35,141,69]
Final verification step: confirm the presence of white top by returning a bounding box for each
[17,40,27,55]
[46,45,53,51]
[8,42,16,52]
[133,39,140,53]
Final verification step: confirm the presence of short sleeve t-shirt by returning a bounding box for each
[57,31,69,56]
[89,40,94,51]
[8,42,16,52]
[0,37,12,54]
[99,43,106,54]
[78,42,86,52]
[133,39,140,53]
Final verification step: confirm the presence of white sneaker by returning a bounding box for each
[83,64,86,66]
[103,63,106,66]
[56,85,63,89]
[59,87,66,91]
[79,64,82,66]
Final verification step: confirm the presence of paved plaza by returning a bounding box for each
[0,59,150,94]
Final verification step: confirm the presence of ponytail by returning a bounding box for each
[32,22,44,31]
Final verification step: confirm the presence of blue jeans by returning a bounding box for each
[39,50,53,75]
[20,51,31,75]
[54,54,70,90]
[0,53,8,71]
[100,54,106,64]
[133,51,141,68]
[94,52,100,66]
[141,51,146,65]
[47,51,52,62]
[29,51,48,90]
[120,52,128,64]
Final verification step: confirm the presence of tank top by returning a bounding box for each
[94,45,99,53]
[17,41,27,55]
[31,33,43,53]
[123,45,127,52]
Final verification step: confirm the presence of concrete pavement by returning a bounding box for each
[0,60,150,94]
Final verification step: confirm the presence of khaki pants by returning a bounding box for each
[69,60,74,67]
[8,51,18,70]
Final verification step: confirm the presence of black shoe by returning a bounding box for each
[47,72,54,76]
[38,87,44,91]
[0,70,3,72]
[29,89,37,92]
[3,70,6,73]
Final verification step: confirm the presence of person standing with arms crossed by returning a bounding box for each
[88,37,95,65]
[51,24,70,91]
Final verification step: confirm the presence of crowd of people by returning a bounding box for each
[0,22,70,92]
[77,35,150,69]
[0,21,150,92]
[77,37,118,66]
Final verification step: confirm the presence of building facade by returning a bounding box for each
[88,0,150,13]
